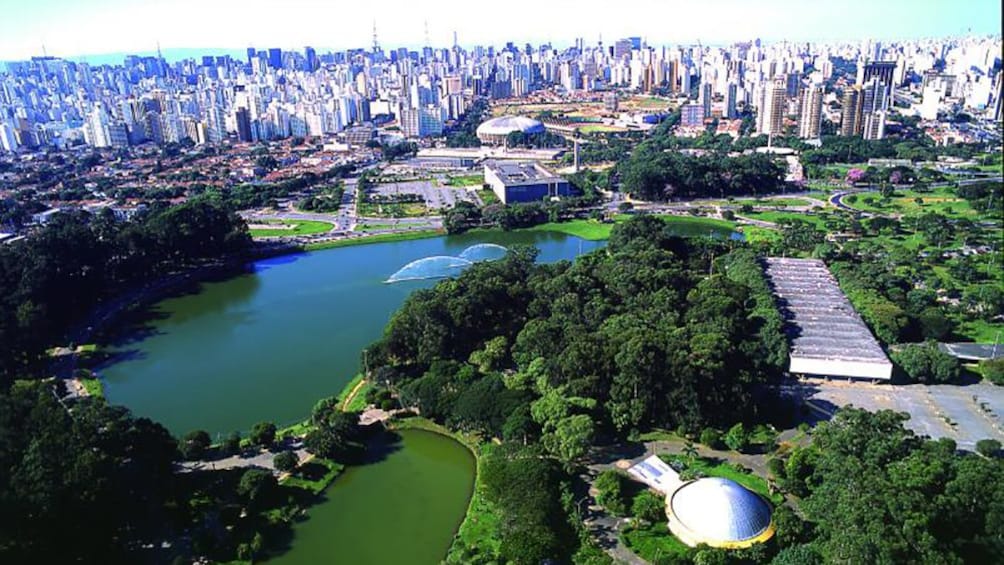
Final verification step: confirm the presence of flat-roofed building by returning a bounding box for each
[763,257,893,380]
[483,160,573,204]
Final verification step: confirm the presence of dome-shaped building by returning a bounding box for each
[476,116,546,145]
[666,477,775,549]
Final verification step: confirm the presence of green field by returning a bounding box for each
[356,221,437,232]
[743,211,829,229]
[842,188,980,218]
[80,377,104,398]
[525,215,737,242]
[303,230,444,251]
[357,201,428,218]
[525,219,616,240]
[579,124,627,134]
[249,219,333,237]
[444,174,485,187]
[478,189,500,205]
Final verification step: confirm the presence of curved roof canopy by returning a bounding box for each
[668,477,773,547]
[476,116,545,136]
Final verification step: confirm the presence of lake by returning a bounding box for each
[268,428,476,565]
[100,230,604,437]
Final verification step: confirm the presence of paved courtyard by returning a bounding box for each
[779,380,1004,450]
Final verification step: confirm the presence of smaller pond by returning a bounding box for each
[268,429,476,565]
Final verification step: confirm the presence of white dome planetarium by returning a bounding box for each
[666,477,775,549]
[475,116,546,145]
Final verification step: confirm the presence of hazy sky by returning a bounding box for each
[0,0,1000,60]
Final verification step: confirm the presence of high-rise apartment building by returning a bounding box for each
[724,83,738,119]
[797,85,823,139]
[756,78,786,136]
[699,82,713,118]
[840,86,863,136]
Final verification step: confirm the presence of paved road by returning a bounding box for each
[177,438,310,475]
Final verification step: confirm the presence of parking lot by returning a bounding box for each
[779,380,1004,450]
[368,180,482,211]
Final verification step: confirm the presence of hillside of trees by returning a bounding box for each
[0,199,251,386]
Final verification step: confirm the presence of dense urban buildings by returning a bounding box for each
[0,34,1000,153]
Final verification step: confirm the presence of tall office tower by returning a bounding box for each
[699,82,712,118]
[246,47,256,66]
[235,107,253,142]
[206,105,225,143]
[756,78,786,136]
[840,86,864,136]
[785,72,802,98]
[614,38,633,60]
[666,60,679,93]
[85,105,111,148]
[304,46,318,72]
[797,85,823,139]
[267,48,282,70]
[860,60,896,96]
[724,82,738,119]
[860,78,888,140]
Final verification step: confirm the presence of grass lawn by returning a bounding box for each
[249,219,333,237]
[742,226,782,244]
[281,457,344,495]
[525,219,615,241]
[524,215,736,242]
[445,174,485,187]
[661,454,783,505]
[357,201,428,218]
[447,442,502,563]
[749,197,815,207]
[478,189,500,205]
[303,230,444,251]
[80,377,104,398]
[357,221,436,232]
[744,211,828,230]
[336,374,371,412]
[843,188,980,219]
[621,522,693,562]
[955,319,1004,343]
[579,124,627,134]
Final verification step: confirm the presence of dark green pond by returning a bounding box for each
[100,230,604,437]
[268,429,475,565]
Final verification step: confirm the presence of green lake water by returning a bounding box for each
[268,429,475,565]
[100,230,604,436]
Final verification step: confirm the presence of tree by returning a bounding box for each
[543,414,594,464]
[700,428,722,449]
[222,431,242,456]
[632,491,665,523]
[975,439,1001,458]
[982,358,1004,386]
[237,469,278,511]
[274,450,299,472]
[890,342,961,384]
[180,429,212,460]
[249,421,277,448]
[594,470,628,516]
[723,423,750,452]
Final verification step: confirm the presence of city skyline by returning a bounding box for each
[1,0,1001,61]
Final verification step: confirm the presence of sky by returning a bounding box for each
[0,0,1000,61]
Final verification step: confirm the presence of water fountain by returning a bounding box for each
[386,244,508,283]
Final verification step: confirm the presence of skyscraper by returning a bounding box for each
[861,78,888,140]
[724,83,738,119]
[699,82,713,118]
[797,86,823,140]
[860,61,896,97]
[756,78,785,136]
[840,86,863,137]
[235,107,253,142]
[304,46,318,72]
[267,48,282,70]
